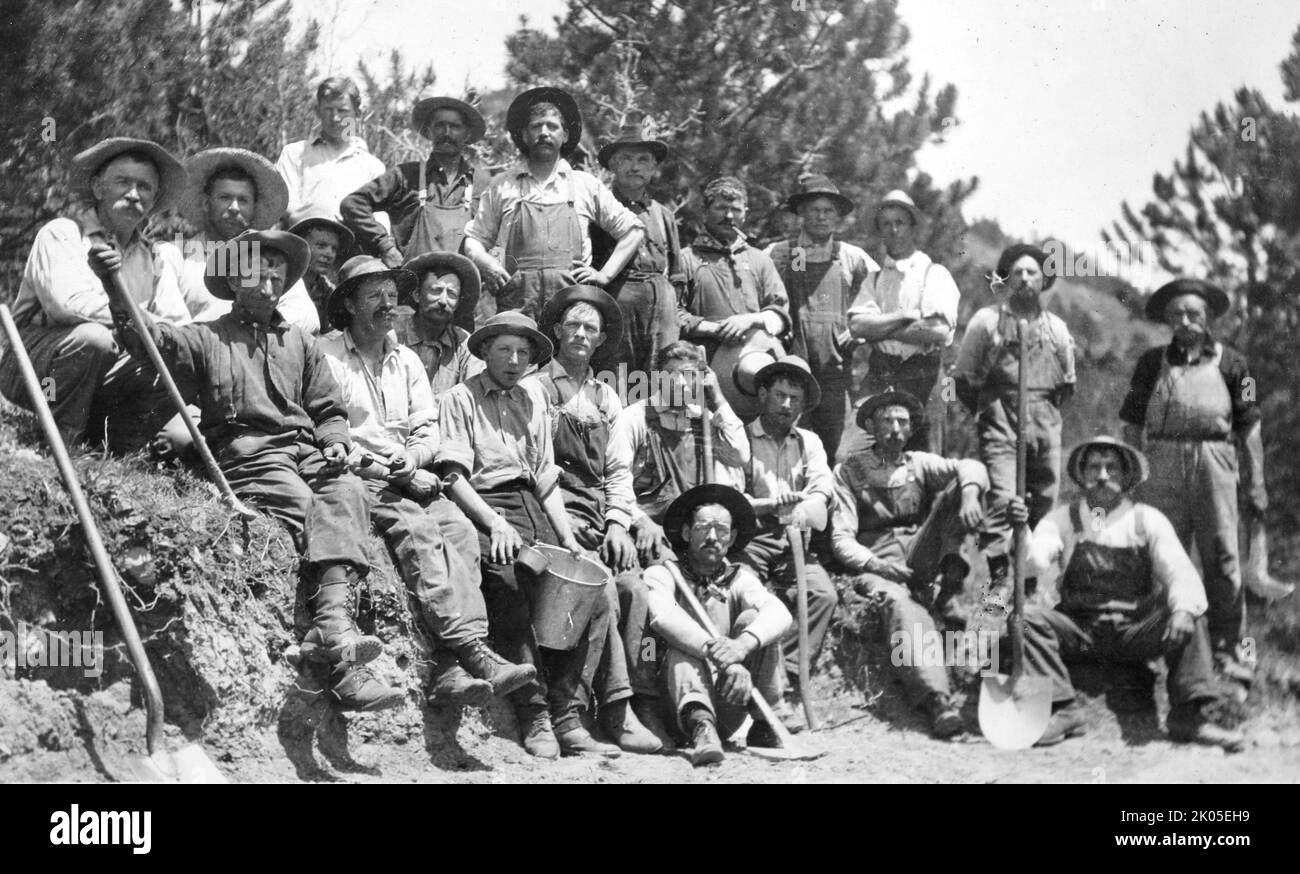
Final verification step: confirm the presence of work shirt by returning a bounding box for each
[396,320,482,399]
[847,249,959,358]
[590,190,685,283]
[831,449,988,571]
[765,232,878,299]
[744,419,835,529]
[1024,497,1209,617]
[170,231,321,332]
[679,230,790,345]
[131,310,351,450]
[276,134,385,223]
[953,303,1076,394]
[642,559,792,658]
[464,158,643,264]
[10,209,190,330]
[1118,340,1259,432]
[341,155,490,259]
[435,371,560,495]
[319,330,438,473]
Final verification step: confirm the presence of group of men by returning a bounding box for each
[0,76,1266,765]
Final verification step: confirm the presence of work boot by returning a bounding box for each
[630,696,677,752]
[455,638,537,697]
[597,699,663,754]
[925,692,964,740]
[426,663,493,708]
[328,663,405,712]
[683,708,724,767]
[1166,707,1246,753]
[518,705,559,760]
[300,563,384,665]
[555,716,622,758]
[1034,702,1088,747]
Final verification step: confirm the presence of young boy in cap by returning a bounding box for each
[435,310,616,758]
[641,483,793,766]
[396,251,483,396]
[98,230,403,711]
[288,212,354,332]
[1118,278,1265,688]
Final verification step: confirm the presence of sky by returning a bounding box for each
[296,0,1300,246]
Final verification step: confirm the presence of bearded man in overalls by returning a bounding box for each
[1005,437,1246,751]
[529,284,665,753]
[463,87,645,320]
[766,175,877,460]
[1118,279,1266,691]
[341,94,490,308]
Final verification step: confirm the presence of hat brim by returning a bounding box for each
[787,191,855,217]
[467,322,554,366]
[537,284,624,352]
[1144,280,1230,322]
[753,360,821,412]
[287,216,355,260]
[400,252,482,332]
[663,484,758,551]
[204,230,311,301]
[507,87,583,158]
[1066,439,1149,490]
[876,198,922,225]
[328,267,419,330]
[411,97,487,145]
[180,149,288,231]
[70,137,187,213]
[995,244,1057,291]
[856,390,925,431]
[597,139,669,169]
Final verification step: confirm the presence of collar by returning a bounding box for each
[426,154,475,184]
[1077,496,1135,528]
[545,356,593,385]
[614,187,653,209]
[864,448,909,470]
[680,558,741,592]
[747,417,799,445]
[881,249,929,271]
[342,328,398,359]
[411,320,463,349]
[309,133,371,155]
[1167,337,1217,364]
[512,157,572,185]
[691,229,748,256]
[229,307,289,332]
[76,204,149,248]
[469,370,526,400]
[797,230,837,255]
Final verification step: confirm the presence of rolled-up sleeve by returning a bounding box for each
[464,176,505,249]
[586,175,643,241]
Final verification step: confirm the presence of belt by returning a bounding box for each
[480,477,534,494]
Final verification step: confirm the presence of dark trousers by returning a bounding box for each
[804,364,849,462]
[741,528,838,679]
[591,570,647,706]
[477,488,610,723]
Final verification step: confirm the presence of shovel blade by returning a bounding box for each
[978,672,1053,750]
[743,743,826,762]
[123,745,228,784]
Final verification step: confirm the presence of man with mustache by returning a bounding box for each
[174,149,319,331]
[341,93,490,271]
[435,311,616,758]
[831,390,989,738]
[462,87,645,319]
[319,256,537,708]
[396,251,484,396]
[953,243,1076,602]
[0,137,189,451]
[288,213,353,332]
[679,176,790,362]
[99,230,404,711]
[639,484,793,765]
[276,77,386,226]
[1003,436,1245,751]
[1118,279,1265,690]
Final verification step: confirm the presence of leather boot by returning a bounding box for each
[555,712,622,757]
[683,705,724,767]
[517,704,559,760]
[301,563,384,665]
[1167,706,1246,753]
[455,638,538,698]
[329,662,405,712]
[630,696,677,752]
[597,698,663,754]
[925,691,964,739]
[427,657,493,708]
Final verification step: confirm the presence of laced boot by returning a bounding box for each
[426,648,492,708]
[455,638,537,697]
[328,662,405,712]
[300,563,383,665]
[597,698,663,754]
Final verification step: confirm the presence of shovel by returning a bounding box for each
[978,317,1052,749]
[785,520,820,731]
[1,304,227,783]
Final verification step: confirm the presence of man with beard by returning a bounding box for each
[831,390,989,738]
[1004,436,1246,751]
[288,213,354,332]
[319,256,537,708]
[462,87,645,319]
[678,176,790,362]
[276,77,386,225]
[99,230,403,711]
[1118,279,1265,690]
[0,137,189,451]
[342,93,490,268]
[397,251,484,396]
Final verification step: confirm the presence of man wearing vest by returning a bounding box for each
[1118,279,1265,690]
[1005,436,1246,751]
[766,175,877,460]
[341,93,491,270]
[463,87,645,320]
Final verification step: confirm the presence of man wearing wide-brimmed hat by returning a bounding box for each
[679,176,790,362]
[766,174,878,459]
[739,356,838,713]
[1002,435,1246,751]
[395,251,483,396]
[342,91,490,269]
[288,212,354,330]
[1118,278,1264,690]
[101,230,404,712]
[462,86,645,319]
[319,256,537,711]
[588,114,684,376]
[640,483,793,765]
[831,389,990,739]
[0,137,190,450]
[174,147,319,330]
[276,77,386,226]
[435,310,615,759]
[526,284,664,753]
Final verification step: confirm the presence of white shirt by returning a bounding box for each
[847,249,959,358]
[275,135,386,222]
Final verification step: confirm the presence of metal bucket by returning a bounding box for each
[517,544,609,650]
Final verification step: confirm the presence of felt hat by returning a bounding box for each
[663,483,758,551]
[203,229,310,301]
[994,242,1057,291]
[1144,277,1230,322]
[400,251,481,320]
[411,93,486,145]
[753,355,821,412]
[855,388,926,431]
[506,87,583,158]
[537,284,624,351]
[69,137,187,213]
[467,311,554,366]
[785,174,854,217]
[1066,435,1149,491]
[179,148,288,231]
[327,255,418,330]
[597,115,668,169]
[708,328,785,420]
